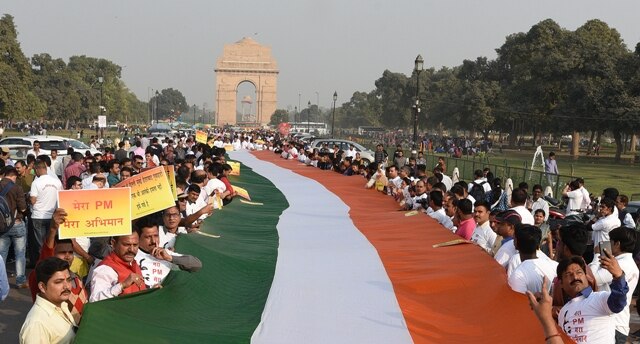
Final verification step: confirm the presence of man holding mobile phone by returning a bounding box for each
[588,227,639,343]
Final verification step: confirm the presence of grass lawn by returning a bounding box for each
[449,147,640,200]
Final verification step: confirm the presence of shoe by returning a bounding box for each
[16,283,29,289]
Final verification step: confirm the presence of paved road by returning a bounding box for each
[0,271,32,344]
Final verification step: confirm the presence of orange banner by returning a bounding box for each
[57,188,132,239]
[163,164,177,200]
[196,130,207,144]
[227,161,240,176]
[115,166,175,219]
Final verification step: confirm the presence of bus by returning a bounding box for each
[290,122,328,135]
[358,126,386,135]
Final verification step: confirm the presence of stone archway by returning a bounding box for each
[215,37,279,126]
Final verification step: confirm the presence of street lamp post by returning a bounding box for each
[193,104,196,127]
[98,77,104,138]
[153,90,159,124]
[331,91,337,138]
[294,106,298,125]
[307,100,311,133]
[413,55,424,152]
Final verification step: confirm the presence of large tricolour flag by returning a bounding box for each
[74,150,568,344]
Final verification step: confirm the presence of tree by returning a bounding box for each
[152,88,188,120]
[269,109,289,125]
[373,70,411,128]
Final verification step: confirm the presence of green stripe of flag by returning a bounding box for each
[75,162,286,343]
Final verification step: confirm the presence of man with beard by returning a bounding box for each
[134,216,202,288]
[20,257,77,344]
[89,232,146,302]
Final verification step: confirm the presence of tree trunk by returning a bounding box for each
[613,130,623,162]
[509,119,517,147]
[532,125,538,146]
[587,130,596,155]
[571,131,580,160]
[631,134,637,153]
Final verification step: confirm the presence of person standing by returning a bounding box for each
[545,152,559,186]
[20,257,77,344]
[30,161,63,259]
[0,167,28,288]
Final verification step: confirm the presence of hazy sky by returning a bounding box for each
[3,0,640,114]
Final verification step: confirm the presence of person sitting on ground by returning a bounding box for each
[454,199,475,240]
[470,200,497,254]
[28,209,88,323]
[587,197,621,250]
[20,257,77,344]
[133,216,202,288]
[556,255,628,344]
[508,225,558,294]
[509,188,534,225]
[494,210,522,268]
[588,227,639,342]
[89,232,147,302]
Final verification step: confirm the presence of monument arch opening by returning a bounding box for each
[215,37,278,127]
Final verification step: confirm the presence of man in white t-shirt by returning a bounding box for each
[509,188,535,225]
[577,178,592,211]
[426,191,455,231]
[556,255,628,344]
[30,161,63,257]
[494,210,522,268]
[589,227,639,342]
[508,225,558,294]
[589,198,621,249]
[134,217,202,288]
[470,201,497,254]
[203,163,229,209]
[562,180,584,216]
[530,184,550,221]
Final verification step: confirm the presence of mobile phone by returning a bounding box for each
[599,241,612,257]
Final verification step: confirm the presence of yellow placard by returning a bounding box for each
[196,130,207,144]
[163,165,177,200]
[227,161,240,176]
[115,166,175,219]
[224,144,234,152]
[232,185,251,201]
[57,188,132,239]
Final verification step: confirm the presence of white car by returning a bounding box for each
[0,136,69,156]
[309,139,375,166]
[66,138,101,156]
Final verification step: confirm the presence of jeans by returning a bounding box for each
[31,218,51,256]
[615,330,627,344]
[0,221,27,285]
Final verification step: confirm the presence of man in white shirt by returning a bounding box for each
[615,195,637,229]
[426,191,454,231]
[30,161,63,257]
[185,184,208,223]
[133,217,202,288]
[577,178,592,211]
[509,188,535,225]
[26,140,43,157]
[345,145,357,160]
[50,149,64,180]
[386,165,402,196]
[530,184,550,221]
[508,225,558,294]
[562,180,584,216]
[470,200,497,254]
[556,255,628,344]
[494,210,522,268]
[588,227,639,342]
[589,198,621,249]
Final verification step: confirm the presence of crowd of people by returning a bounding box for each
[276,135,640,344]
[0,130,280,343]
[1,128,640,343]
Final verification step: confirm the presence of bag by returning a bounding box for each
[469,181,488,204]
[0,181,16,235]
[492,191,509,212]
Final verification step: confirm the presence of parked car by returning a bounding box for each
[66,138,101,156]
[0,136,69,156]
[0,144,32,160]
[309,139,375,166]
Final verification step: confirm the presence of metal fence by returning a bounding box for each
[423,153,579,197]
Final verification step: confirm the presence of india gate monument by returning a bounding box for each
[214,37,279,126]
